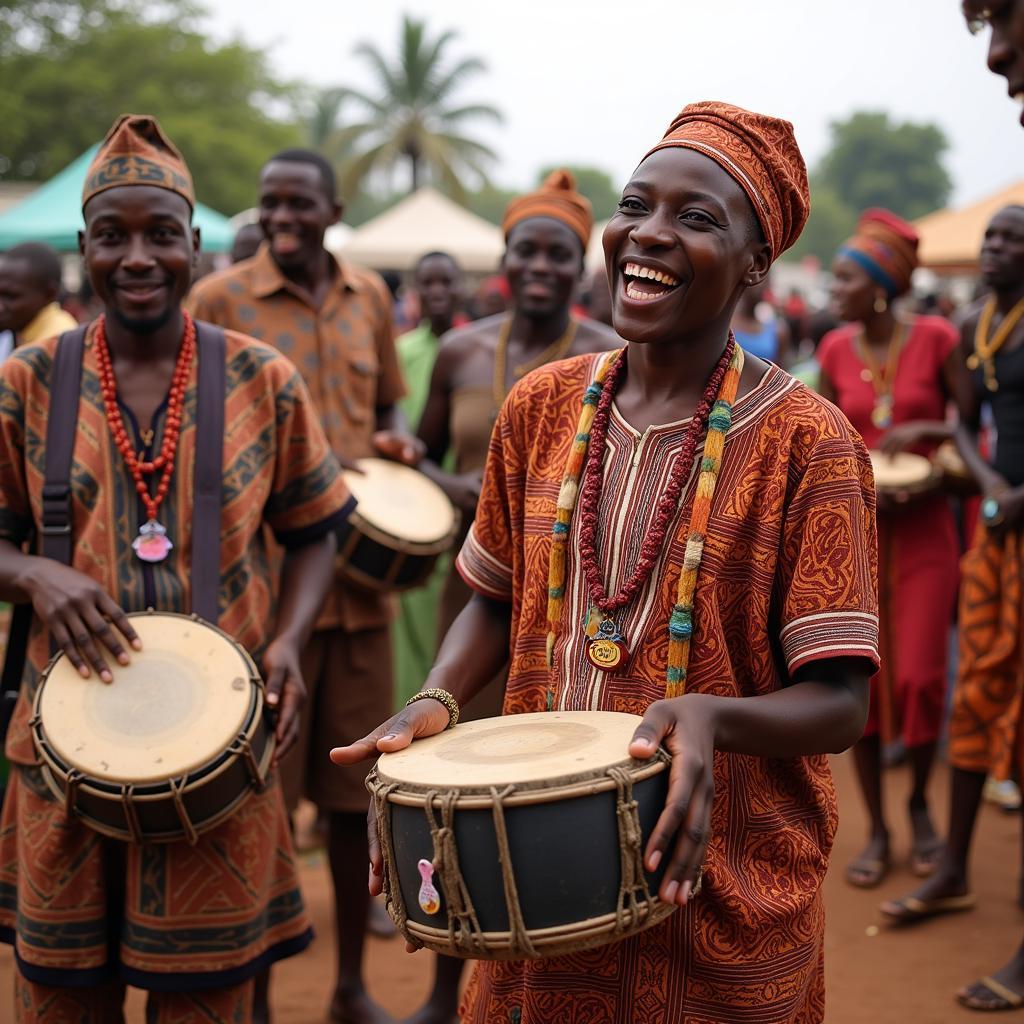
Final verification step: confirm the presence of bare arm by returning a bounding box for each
[629,657,869,907]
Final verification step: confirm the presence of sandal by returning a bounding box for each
[957,975,1024,1011]
[844,855,890,889]
[879,892,975,924]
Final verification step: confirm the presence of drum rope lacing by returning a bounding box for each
[370,749,678,958]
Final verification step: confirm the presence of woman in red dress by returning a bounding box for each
[818,209,973,888]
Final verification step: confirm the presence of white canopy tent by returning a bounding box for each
[339,188,504,273]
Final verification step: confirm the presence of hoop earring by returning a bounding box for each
[874,294,888,314]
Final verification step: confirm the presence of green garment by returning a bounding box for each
[393,323,449,708]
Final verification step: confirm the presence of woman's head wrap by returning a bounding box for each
[643,101,810,262]
[82,114,194,212]
[837,209,919,298]
[503,170,593,249]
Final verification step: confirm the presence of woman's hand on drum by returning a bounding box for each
[629,694,716,908]
[329,698,452,898]
[262,636,307,763]
[372,429,427,467]
[17,559,141,682]
[877,421,943,456]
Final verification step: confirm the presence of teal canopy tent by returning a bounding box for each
[0,146,233,252]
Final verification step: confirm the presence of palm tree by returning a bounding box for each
[331,15,503,199]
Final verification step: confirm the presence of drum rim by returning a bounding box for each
[869,449,936,492]
[31,609,266,789]
[372,751,669,809]
[342,458,459,551]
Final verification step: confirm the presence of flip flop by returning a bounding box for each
[844,856,890,889]
[879,892,975,924]
[956,975,1024,1011]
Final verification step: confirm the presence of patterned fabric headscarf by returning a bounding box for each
[82,114,194,211]
[837,209,919,298]
[503,170,593,249]
[643,101,810,262]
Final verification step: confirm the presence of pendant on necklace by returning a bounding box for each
[966,353,980,371]
[133,519,173,562]
[586,618,628,672]
[871,398,894,430]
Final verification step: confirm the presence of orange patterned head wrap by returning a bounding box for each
[643,101,809,262]
[82,114,194,212]
[838,209,919,298]
[502,170,593,249]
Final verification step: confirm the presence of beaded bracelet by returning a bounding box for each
[405,688,460,730]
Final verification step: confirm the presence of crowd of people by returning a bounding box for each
[0,2,1021,1022]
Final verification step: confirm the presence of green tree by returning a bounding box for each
[781,111,952,264]
[465,183,519,226]
[537,164,620,222]
[816,111,952,221]
[0,0,301,214]
[333,15,503,199]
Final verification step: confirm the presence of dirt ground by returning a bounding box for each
[1,750,1020,1022]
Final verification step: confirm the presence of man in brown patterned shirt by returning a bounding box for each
[188,149,416,1024]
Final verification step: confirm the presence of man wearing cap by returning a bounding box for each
[0,242,77,363]
[187,147,418,1024]
[0,115,352,1021]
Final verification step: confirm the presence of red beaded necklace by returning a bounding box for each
[94,312,196,562]
[575,335,735,665]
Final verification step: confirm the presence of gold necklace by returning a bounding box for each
[492,317,578,407]
[857,319,908,429]
[968,295,1024,392]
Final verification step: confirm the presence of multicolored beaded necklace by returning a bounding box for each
[544,335,744,707]
[94,312,196,562]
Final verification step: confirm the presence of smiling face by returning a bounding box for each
[80,186,198,333]
[259,160,340,273]
[980,206,1024,289]
[415,254,462,324]
[602,147,771,346]
[503,217,584,320]
[964,0,1024,122]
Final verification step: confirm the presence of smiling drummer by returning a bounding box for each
[0,115,352,1021]
[333,101,880,1022]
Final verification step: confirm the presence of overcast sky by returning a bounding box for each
[206,0,1023,207]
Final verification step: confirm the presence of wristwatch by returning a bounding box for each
[981,496,1005,527]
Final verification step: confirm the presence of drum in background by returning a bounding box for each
[31,611,273,844]
[336,458,458,592]
[932,440,977,492]
[368,711,676,960]
[869,450,936,498]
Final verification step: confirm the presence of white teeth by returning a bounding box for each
[622,262,679,287]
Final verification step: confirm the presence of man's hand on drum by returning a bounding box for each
[330,697,451,901]
[262,636,307,764]
[629,694,716,908]
[17,560,141,682]
[372,429,427,467]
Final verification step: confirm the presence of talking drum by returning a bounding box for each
[30,611,274,844]
[336,457,459,592]
[869,450,935,498]
[367,711,676,960]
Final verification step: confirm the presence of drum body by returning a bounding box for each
[336,458,458,592]
[31,611,273,844]
[869,450,936,497]
[369,711,675,960]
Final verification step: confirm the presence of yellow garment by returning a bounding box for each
[20,302,77,345]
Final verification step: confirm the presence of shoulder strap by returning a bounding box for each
[191,321,226,624]
[1,325,86,737]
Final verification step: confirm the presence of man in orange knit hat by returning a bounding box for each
[0,114,353,1022]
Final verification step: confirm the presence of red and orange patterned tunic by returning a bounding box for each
[0,325,352,987]
[456,354,879,1023]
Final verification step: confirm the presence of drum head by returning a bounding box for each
[377,711,643,789]
[870,450,933,490]
[343,458,456,546]
[38,613,256,784]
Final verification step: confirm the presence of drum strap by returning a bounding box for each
[191,322,226,624]
[1,325,86,739]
